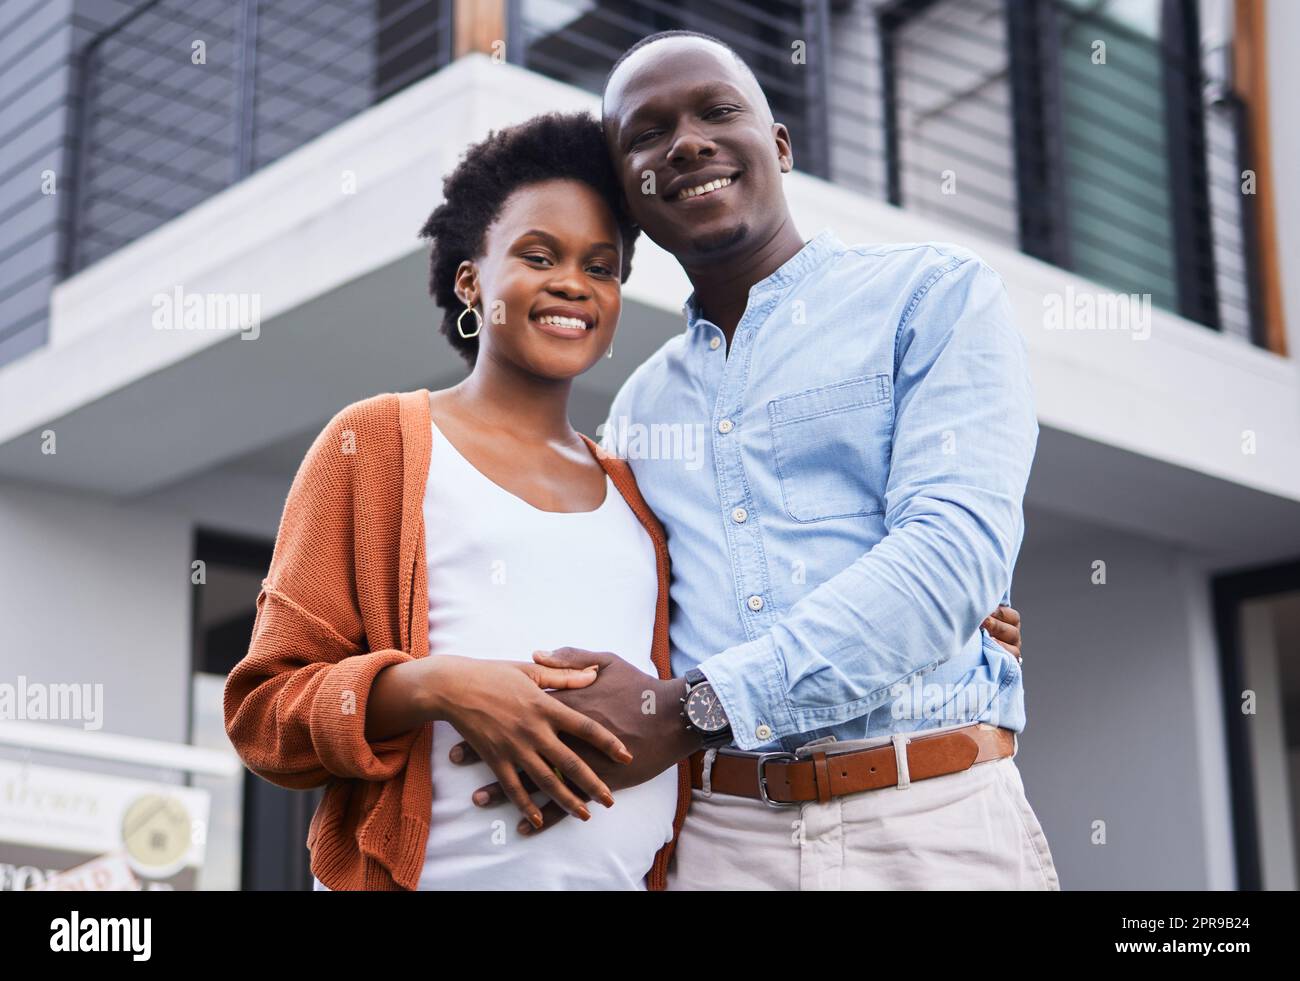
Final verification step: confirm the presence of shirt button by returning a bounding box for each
[746,595,764,612]
[755,723,773,740]
[731,507,748,523]
[709,336,721,350]
[717,419,734,434]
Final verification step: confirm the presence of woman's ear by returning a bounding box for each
[453,260,478,306]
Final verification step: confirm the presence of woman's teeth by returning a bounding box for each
[536,315,589,330]
[675,175,734,200]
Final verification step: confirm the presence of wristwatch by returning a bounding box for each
[681,667,732,749]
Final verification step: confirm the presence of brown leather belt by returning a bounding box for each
[688,723,1016,806]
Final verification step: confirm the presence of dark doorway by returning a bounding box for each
[191,527,323,890]
[1213,558,1300,891]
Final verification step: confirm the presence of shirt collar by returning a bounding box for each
[679,227,843,329]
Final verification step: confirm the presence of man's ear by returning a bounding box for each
[773,123,793,172]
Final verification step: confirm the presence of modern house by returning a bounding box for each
[1,0,1297,890]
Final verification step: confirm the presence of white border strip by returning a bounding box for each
[0,721,242,778]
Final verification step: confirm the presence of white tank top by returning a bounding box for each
[315,419,677,890]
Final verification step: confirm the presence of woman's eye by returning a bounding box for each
[526,254,612,276]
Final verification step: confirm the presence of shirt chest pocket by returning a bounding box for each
[766,372,893,522]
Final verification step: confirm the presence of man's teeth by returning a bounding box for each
[536,315,589,330]
[676,176,733,200]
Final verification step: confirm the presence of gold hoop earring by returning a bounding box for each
[456,299,482,339]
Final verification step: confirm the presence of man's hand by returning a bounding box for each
[449,648,699,836]
[982,604,1022,661]
[426,653,635,830]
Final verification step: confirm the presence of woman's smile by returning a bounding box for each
[530,310,597,340]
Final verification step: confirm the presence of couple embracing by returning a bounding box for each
[225,29,1059,891]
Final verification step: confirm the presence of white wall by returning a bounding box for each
[0,480,192,749]
[1011,506,1235,889]
[0,462,288,750]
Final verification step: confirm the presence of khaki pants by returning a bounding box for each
[667,728,1060,891]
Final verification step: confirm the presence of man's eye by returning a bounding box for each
[590,264,615,276]
[632,107,733,146]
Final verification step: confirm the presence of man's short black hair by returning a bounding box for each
[601,29,764,122]
[417,110,639,367]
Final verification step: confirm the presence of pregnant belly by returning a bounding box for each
[419,721,679,890]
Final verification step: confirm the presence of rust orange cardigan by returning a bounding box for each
[223,389,691,890]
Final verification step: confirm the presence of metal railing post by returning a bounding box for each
[1160,0,1220,330]
[1005,0,1070,267]
[60,44,94,278]
[233,0,261,181]
[802,0,832,180]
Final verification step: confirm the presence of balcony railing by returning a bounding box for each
[62,0,453,275]
[506,0,1265,346]
[54,0,1266,348]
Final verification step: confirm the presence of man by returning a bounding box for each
[457,29,1057,890]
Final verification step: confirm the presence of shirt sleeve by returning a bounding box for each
[223,405,423,787]
[695,256,1039,750]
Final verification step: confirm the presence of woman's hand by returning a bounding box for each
[446,648,697,838]
[421,654,634,829]
[982,604,1022,661]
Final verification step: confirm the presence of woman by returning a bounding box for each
[223,110,1024,891]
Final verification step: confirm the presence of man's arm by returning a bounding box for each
[697,255,1039,750]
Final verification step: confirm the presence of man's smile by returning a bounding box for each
[666,171,742,203]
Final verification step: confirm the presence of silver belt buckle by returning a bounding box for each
[753,751,800,808]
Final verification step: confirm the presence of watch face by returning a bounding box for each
[685,682,727,732]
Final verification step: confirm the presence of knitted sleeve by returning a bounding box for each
[223,402,421,788]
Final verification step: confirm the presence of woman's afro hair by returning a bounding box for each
[417,110,640,367]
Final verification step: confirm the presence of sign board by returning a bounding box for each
[0,760,209,891]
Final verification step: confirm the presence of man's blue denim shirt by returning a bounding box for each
[599,228,1039,753]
